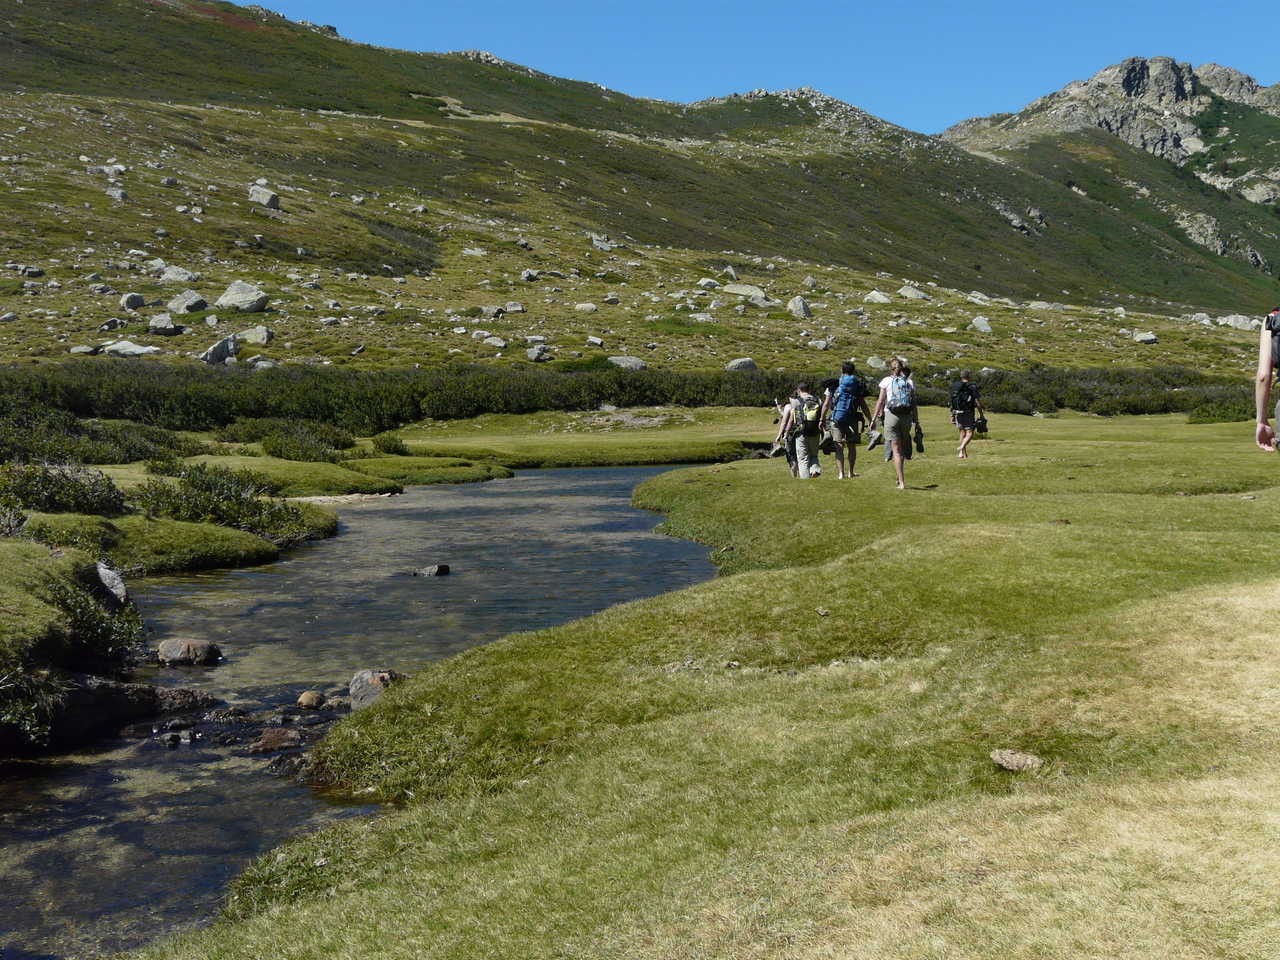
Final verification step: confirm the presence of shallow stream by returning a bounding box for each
[0,466,714,959]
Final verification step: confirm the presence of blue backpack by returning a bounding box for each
[831,374,861,425]
[888,375,915,414]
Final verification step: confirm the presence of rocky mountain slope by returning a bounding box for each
[1,4,1277,373]
[945,57,1280,273]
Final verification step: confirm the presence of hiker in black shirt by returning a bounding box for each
[950,370,985,460]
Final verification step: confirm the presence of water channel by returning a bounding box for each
[0,466,715,959]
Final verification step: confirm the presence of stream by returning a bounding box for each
[0,466,715,959]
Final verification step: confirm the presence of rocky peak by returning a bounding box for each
[1087,56,1198,105]
[1196,63,1261,102]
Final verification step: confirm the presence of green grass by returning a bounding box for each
[183,456,403,497]
[132,410,1280,959]
[343,456,514,485]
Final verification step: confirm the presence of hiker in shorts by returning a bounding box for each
[870,357,919,490]
[822,360,872,479]
[1255,307,1280,451]
[773,391,800,477]
[790,382,823,479]
[949,369,986,459]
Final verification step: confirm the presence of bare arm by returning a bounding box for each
[1257,327,1275,451]
[870,387,887,423]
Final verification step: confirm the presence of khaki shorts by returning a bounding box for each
[828,421,858,444]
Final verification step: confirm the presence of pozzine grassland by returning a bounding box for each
[117,410,1280,960]
[6,2,1280,956]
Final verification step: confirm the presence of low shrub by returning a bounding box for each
[0,403,205,464]
[216,418,356,449]
[0,463,128,516]
[260,428,343,463]
[132,463,313,545]
[1188,398,1253,424]
[371,432,410,455]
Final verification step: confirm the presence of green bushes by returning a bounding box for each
[0,463,127,515]
[371,432,410,455]
[0,399,205,464]
[260,428,343,463]
[1188,398,1254,424]
[133,463,315,546]
[0,361,1254,438]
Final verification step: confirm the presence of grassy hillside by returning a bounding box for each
[129,410,1280,959]
[1,2,1279,381]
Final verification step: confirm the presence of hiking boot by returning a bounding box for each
[867,429,883,450]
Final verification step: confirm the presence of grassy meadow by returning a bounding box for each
[127,408,1280,959]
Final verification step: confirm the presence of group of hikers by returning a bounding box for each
[773,359,987,489]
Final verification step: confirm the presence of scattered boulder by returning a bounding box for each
[787,296,812,319]
[95,562,129,610]
[1216,314,1260,331]
[866,355,888,370]
[898,285,930,300]
[147,314,181,336]
[119,292,146,310]
[725,357,758,372]
[159,265,200,284]
[971,316,993,334]
[697,278,720,290]
[411,564,450,577]
[504,301,526,313]
[586,335,605,347]
[802,275,818,290]
[863,290,892,304]
[248,184,281,209]
[167,289,207,314]
[483,336,508,349]
[575,302,598,313]
[722,264,739,280]
[723,282,767,299]
[199,334,240,365]
[527,344,551,362]
[350,668,405,711]
[0,312,17,323]
[990,749,1044,773]
[215,280,269,313]
[102,340,161,358]
[608,356,646,371]
[809,340,829,351]
[248,727,302,754]
[520,269,541,282]
[238,325,274,346]
[296,690,325,710]
[157,637,223,666]
[1134,330,1158,344]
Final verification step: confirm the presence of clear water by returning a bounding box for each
[0,467,714,959]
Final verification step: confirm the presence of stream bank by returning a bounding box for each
[0,466,714,960]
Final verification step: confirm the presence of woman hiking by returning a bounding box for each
[822,360,872,479]
[1255,306,1280,451]
[870,357,919,490]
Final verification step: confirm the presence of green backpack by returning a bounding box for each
[792,395,822,437]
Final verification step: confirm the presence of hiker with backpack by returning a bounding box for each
[773,390,800,477]
[949,369,986,459]
[1255,307,1280,451]
[789,382,824,479]
[822,360,872,479]
[869,357,919,490]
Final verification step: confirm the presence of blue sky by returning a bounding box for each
[262,0,1276,133]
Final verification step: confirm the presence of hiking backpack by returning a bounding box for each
[831,375,861,425]
[950,381,977,413]
[887,375,915,414]
[793,395,823,437]
[1269,309,1280,370]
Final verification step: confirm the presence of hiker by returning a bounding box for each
[870,357,919,490]
[790,382,823,478]
[773,391,800,477]
[822,360,872,479]
[1256,307,1280,451]
[950,369,986,459]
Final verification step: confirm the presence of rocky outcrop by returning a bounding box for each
[46,674,217,748]
[350,668,405,711]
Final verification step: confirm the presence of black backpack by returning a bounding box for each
[1268,309,1280,369]
[950,381,977,413]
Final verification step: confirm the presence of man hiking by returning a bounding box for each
[790,382,823,479]
[949,369,986,459]
[822,360,872,479]
[1255,306,1280,451]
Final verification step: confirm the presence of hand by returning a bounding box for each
[1257,422,1277,452]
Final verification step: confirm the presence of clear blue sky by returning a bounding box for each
[261,0,1276,133]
